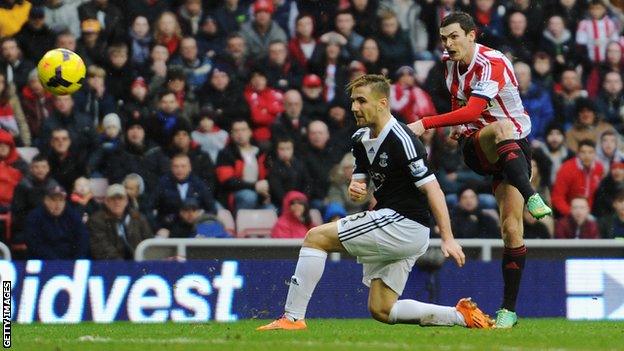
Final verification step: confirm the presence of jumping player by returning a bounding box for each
[257,74,494,331]
[408,12,552,328]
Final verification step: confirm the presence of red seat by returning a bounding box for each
[235,209,277,238]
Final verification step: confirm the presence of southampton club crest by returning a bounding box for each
[379,152,388,167]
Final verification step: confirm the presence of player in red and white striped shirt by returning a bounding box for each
[408,12,552,328]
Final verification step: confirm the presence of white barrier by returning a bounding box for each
[135,238,624,262]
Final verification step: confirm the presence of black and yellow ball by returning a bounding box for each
[37,48,86,96]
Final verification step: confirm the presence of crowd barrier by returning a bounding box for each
[1,258,623,323]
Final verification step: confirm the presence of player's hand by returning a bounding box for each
[441,238,466,267]
[348,181,367,201]
[407,120,426,136]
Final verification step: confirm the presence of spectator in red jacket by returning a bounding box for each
[0,129,26,211]
[243,68,284,147]
[271,190,312,238]
[552,139,604,216]
[389,66,437,124]
[555,196,600,239]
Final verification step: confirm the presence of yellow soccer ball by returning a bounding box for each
[37,48,86,95]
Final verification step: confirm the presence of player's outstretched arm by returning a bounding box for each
[407,96,488,136]
[419,179,466,267]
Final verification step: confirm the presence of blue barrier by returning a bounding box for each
[0,259,622,323]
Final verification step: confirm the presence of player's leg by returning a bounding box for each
[257,222,345,331]
[476,121,551,218]
[494,182,526,328]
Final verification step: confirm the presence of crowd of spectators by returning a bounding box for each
[2,0,624,260]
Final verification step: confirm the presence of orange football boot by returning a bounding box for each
[256,316,307,331]
[455,298,495,329]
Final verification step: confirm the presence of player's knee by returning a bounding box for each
[368,305,392,324]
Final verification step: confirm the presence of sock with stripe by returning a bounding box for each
[389,300,466,326]
[495,140,535,201]
[501,245,527,311]
[284,247,327,321]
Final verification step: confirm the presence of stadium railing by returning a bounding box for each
[134,238,624,261]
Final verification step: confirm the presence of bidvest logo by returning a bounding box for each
[566,259,624,320]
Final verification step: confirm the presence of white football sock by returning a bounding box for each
[284,247,327,321]
[389,300,466,326]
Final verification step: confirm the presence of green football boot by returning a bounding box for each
[527,193,552,219]
[495,309,518,329]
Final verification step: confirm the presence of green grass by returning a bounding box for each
[10,319,624,351]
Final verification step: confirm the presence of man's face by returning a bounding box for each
[515,64,531,91]
[546,129,564,149]
[105,195,128,218]
[1,40,19,62]
[601,134,617,156]
[56,34,76,51]
[167,79,185,93]
[561,71,579,91]
[185,0,202,16]
[277,141,294,162]
[30,161,50,181]
[307,121,329,150]
[268,43,287,66]
[254,11,272,27]
[51,131,71,154]
[296,16,313,38]
[336,13,354,35]
[124,180,140,199]
[151,45,169,62]
[173,131,191,150]
[458,189,479,212]
[132,16,149,37]
[250,74,267,91]
[171,156,192,181]
[227,37,245,58]
[603,72,623,95]
[578,108,596,126]
[570,198,590,224]
[547,16,564,37]
[180,38,198,61]
[578,145,596,168]
[44,195,66,217]
[180,208,200,223]
[440,23,476,62]
[126,125,145,145]
[29,16,46,30]
[53,95,74,115]
[231,121,252,146]
[284,91,303,118]
[211,70,229,90]
[350,85,385,128]
[109,51,128,68]
[509,13,527,37]
[159,94,179,114]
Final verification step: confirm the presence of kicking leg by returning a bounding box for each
[494,183,526,328]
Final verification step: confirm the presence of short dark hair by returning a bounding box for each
[51,127,70,137]
[440,12,477,34]
[31,154,48,164]
[276,137,294,146]
[578,139,596,150]
[230,118,250,130]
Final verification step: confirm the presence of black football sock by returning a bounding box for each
[496,140,535,202]
[501,245,527,312]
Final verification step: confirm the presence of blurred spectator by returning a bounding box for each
[170,36,213,92]
[420,0,464,54]
[506,0,544,45]
[214,0,248,34]
[300,73,329,121]
[123,118,169,193]
[576,0,618,65]
[267,137,310,207]
[472,0,504,48]
[553,68,587,128]
[326,152,368,214]
[332,10,363,58]
[244,68,284,146]
[177,0,203,36]
[123,173,154,222]
[156,153,216,228]
[104,42,134,102]
[323,201,347,223]
[515,62,554,141]
[308,34,350,105]
[545,0,585,32]
[151,66,200,122]
[165,198,229,238]
[191,110,229,164]
[327,102,354,156]
[197,65,249,131]
[119,77,151,124]
[349,0,379,38]
[127,16,153,70]
[56,29,92,66]
[15,6,55,62]
[587,42,624,99]
[270,0,298,36]
[73,65,117,128]
[555,196,600,239]
[262,40,304,91]
[139,43,169,85]
[213,32,251,85]
[450,186,500,239]
[11,154,58,243]
[598,190,624,238]
[41,94,97,153]
[359,37,387,76]
[146,90,189,147]
[595,159,624,217]
[25,184,89,259]
[389,66,437,124]
[89,183,153,259]
[240,0,287,59]
[196,14,226,59]
[552,139,604,216]
[78,0,124,42]
[565,98,615,152]
[166,125,216,192]
[540,15,576,75]
[0,37,35,92]
[0,129,26,211]
[69,176,100,222]
[87,113,130,183]
[271,190,312,238]
[288,14,316,69]
[20,69,54,142]
[531,51,555,92]
[0,0,31,38]
[303,120,338,209]
[0,71,30,146]
[503,11,534,64]
[216,119,270,211]
[44,0,84,38]
[380,0,429,59]
[153,11,183,55]
[522,208,551,239]
[534,124,574,184]
[595,71,624,131]
[77,19,108,66]
[271,89,308,152]
[595,129,624,173]
[46,127,87,192]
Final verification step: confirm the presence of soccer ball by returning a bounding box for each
[37,48,86,95]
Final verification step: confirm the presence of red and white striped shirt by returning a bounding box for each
[576,16,619,63]
[443,44,531,139]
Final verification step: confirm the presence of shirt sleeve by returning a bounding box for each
[471,59,506,101]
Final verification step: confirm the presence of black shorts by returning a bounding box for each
[460,130,532,189]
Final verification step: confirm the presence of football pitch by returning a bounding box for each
[11,318,624,351]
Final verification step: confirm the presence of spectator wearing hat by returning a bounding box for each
[552,139,604,216]
[20,69,54,142]
[261,40,304,91]
[146,90,190,148]
[514,61,554,142]
[46,127,88,192]
[271,191,313,239]
[156,153,216,228]
[214,0,248,34]
[78,0,124,42]
[166,124,216,192]
[15,6,55,62]
[196,14,226,59]
[300,73,328,121]
[555,196,600,239]
[127,16,153,70]
[271,89,308,152]
[197,65,249,131]
[44,0,84,38]
[240,0,287,60]
[244,68,284,146]
[24,184,89,259]
[191,109,229,164]
[450,186,500,239]
[0,37,35,92]
[88,113,131,183]
[593,161,624,218]
[73,65,116,128]
[123,118,169,194]
[598,190,624,238]
[177,0,203,36]
[288,14,316,70]
[69,176,101,223]
[120,77,151,124]
[0,129,26,211]
[104,42,134,103]
[565,98,615,153]
[170,36,213,92]
[88,184,154,260]
[374,9,414,75]
[151,66,200,123]
[389,66,437,124]
[76,18,107,66]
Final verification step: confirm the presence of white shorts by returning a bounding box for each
[337,208,430,295]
